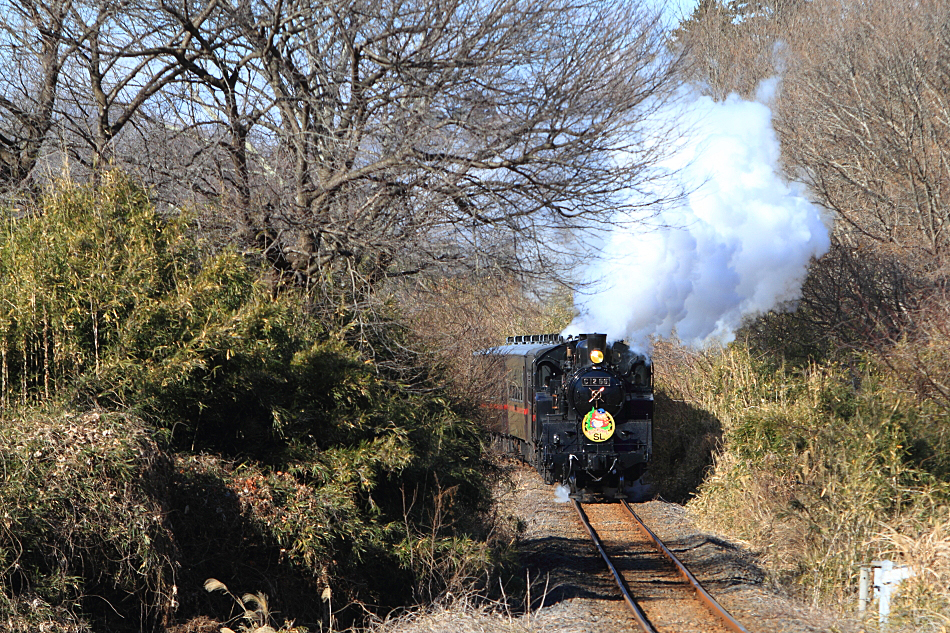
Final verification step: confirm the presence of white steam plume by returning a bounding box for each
[567,81,829,348]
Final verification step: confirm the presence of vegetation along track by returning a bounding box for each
[573,499,749,633]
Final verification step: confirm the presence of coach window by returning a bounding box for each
[508,366,524,402]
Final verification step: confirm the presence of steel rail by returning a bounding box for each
[620,500,749,633]
[571,499,658,633]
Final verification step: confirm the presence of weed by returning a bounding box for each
[657,340,950,625]
[0,409,177,630]
[203,578,305,633]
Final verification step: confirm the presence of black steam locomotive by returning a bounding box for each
[480,333,653,498]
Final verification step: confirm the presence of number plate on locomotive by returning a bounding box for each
[582,377,611,386]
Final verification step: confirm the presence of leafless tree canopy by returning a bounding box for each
[0,0,74,188]
[779,0,950,344]
[780,0,950,263]
[0,0,683,311]
[670,0,803,100]
[674,0,950,351]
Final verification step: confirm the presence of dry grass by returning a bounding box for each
[655,340,950,625]
[399,275,573,404]
[367,595,548,633]
[0,408,177,632]
[880,516,950,632]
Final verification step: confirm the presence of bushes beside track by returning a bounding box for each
[0,177,505,632]
[655,340,950,629]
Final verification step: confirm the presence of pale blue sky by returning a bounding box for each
[659,0,700,28]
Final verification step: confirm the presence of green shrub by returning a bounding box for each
[0,177,502,630]
[0,177,388,457]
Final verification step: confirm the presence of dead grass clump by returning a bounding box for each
[202,578,307,633]
[879,514,950,632]
[368,594,544,633]
[0,408,178,631]
[884,295,950,480]
[0,595,90,633]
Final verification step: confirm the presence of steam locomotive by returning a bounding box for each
[480,333,653,498]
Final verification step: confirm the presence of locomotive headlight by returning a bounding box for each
[590,349,604,364]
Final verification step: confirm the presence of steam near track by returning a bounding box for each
[568,81,830,349]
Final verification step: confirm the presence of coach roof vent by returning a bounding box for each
[505,334,564,345]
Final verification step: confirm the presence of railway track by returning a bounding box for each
[573,499,749,633]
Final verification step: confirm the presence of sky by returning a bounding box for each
[660,0,701,27]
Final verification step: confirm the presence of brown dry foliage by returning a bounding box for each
[881,515,950,630]
[400,275,573,404]
[673,0,805,100]
[649,339,724,502]
[779,0,950,260]
[774,0,950,350]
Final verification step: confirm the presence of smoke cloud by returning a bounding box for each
[567,82,829,348]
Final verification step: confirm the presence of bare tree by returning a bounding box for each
[0,0,77,192]
[153,0,275,241]
[780,0,950,264]
[54,0,214,174]
[184,0,681,294]
[670,0,804,100]
[773,0,950,345]
[108,0,685,357]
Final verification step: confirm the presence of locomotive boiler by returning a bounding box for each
[480,333,653,498]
